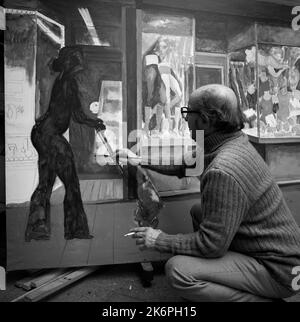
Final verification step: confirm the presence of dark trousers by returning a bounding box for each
[25,125,91,241]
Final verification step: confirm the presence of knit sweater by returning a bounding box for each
[153,131,300,292]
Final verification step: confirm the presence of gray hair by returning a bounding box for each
[189,84,245,133]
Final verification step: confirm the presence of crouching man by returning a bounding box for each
[119,84,300,302]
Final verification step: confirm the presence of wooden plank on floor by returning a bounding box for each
[23,267,99,302]
[15,270,45,291]
[31,269,68,288]
[11,270,74,302]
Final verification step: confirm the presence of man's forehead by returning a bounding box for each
[189,85,237,109]
[189,89,208,109]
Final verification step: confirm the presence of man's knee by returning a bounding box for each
[165,256,192,289]
[165,256,210,301]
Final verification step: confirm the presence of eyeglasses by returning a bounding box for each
[180,107,202,121]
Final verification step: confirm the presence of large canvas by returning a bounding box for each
[5,9,195,271]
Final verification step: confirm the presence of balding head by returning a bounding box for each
[188,84,245,133]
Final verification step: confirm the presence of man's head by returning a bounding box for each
[187,84,245,139]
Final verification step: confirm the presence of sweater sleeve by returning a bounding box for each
[141,148,199,179]
[142,164,186,178]
[154,169,249,258]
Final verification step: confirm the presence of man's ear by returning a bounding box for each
[197,114,216,133]
[197,115,209,127]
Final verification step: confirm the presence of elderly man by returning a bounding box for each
[122,84,300,302]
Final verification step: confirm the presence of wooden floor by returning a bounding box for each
[50,179,124,204]
[6,193,197,271]
[80,179,123,202]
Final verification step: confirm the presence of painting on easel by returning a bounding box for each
[4,5,195,271]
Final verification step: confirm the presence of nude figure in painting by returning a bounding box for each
[25,46,106,242]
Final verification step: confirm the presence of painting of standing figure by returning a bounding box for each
[141,12,194,139]
[142,38,183,137]
[25,46,106,242]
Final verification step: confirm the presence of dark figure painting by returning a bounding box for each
[142,52,166,135]
[25,46,106,242]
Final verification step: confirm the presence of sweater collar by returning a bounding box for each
[204,130,244,153]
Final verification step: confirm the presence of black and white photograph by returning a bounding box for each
[0,0,300,308]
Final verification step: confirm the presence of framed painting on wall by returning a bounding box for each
[194,52,227,88]
[195,65,224,88]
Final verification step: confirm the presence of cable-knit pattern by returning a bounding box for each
[155,131,300,291]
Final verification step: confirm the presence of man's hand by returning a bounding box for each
[129,227,162,251]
